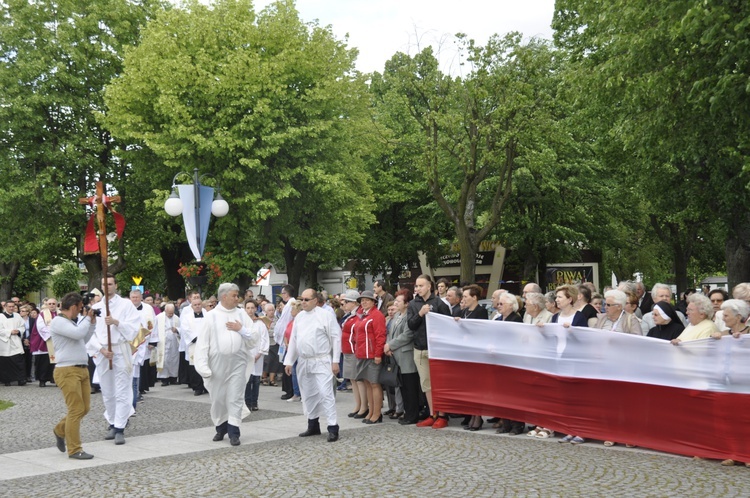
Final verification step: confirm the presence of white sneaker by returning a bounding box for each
[287,395,301,402]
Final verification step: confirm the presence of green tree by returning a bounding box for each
[50,262,83,298]
[553,0,744,292]
[104,0,375,293]
[373,34,564,283]
[0,0,166,297]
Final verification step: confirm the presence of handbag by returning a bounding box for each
[378,355,400,387]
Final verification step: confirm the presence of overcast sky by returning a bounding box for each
[251,0,556,74]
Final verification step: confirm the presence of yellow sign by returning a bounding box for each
[132,276,143,285]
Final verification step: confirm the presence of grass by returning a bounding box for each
[0,399,14,411]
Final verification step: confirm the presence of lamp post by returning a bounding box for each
[164,168,228,292]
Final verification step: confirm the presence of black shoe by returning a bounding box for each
[194,390,204,396]
[469,419,484,432]
[69,451,94,460]
[54,431,66,452]
[487,417,500,423]
[161,382,169,387]
[281,393,293,400]
[298,427,322,437]
[327,432,339,442]
[299,418,321,437]
[364,415,383,425]
[212,432,225,442]
[384,409,395,416]
[251,405,259,411]
[39,381,46,387]
[461,416,472,426]
[104,427,116,440]
[347,411,359,418]
[18,381,26,386]
[352,409,369,419]
[229,436,240,446]
[398,419,418,425]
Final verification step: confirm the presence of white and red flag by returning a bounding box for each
[426,313,750,461]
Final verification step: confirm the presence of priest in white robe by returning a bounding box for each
[155,303,180,384]
[86,275,141,445]
[195,283,259,446]
[0,302,27,386]
[284,288,342,442]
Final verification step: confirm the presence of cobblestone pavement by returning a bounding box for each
[2,383,750,497]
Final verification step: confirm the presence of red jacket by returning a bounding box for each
[341,309,361,355]
[354,307,386,360]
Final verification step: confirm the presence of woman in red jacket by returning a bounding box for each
[354,290,387,424]
[340,290,368,419]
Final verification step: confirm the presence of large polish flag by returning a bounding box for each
[426,313,750,461]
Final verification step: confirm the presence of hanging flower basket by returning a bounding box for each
[178,253,222,287]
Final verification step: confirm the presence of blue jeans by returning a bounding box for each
[292,362,300,397]
[245,375,260,407]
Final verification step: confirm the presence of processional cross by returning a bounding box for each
[78,182,124,368]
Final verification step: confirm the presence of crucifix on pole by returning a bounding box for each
[79,182,124,369]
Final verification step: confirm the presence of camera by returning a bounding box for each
[81,292,101,316]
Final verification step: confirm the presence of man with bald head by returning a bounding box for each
[155,303,180,386]
[284,288,342,442]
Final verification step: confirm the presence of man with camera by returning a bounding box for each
[50,292,97,459]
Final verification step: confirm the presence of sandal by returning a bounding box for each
[570,436,585,445]
[526,429,539,437]
[536,429,554,439]
[721,459,736,466]
[268,381,277,387]
[625,444,636,448]
[559,434,574,443]
[603,441,615,447]
[390,411,403,420]
[261,379,269,386]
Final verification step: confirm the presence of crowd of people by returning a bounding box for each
[2,275,749,465]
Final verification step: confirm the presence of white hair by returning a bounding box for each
[721,299,750,322]
[688,293,714,319]
[605,289,627,307]
[651,283,671,300]
[525,292,545,310]
[217,283,240,300]
[733,283,750,301]
[499,292,519,312]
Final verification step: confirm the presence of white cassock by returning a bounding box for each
[155,313,181,378]
[180,311,203,365]
[86,295,141,429]
[249,319,270,376]
[284,307,341,425]
[136,305,156,364]
[194,304,259,428]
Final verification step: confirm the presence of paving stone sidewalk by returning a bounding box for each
[1,383,749,497]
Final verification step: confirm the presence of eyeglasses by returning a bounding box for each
[299,298,315,302]
[605,303,621,307]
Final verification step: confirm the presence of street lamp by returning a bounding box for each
[164,168,228,261]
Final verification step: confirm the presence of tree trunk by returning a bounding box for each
[673,246,690,296]
[726,213,750,291]
[0,261,20,301]
[456,224,478,285]
[281,237,307,295]
[521,250,539,283]
[160,242,193,300]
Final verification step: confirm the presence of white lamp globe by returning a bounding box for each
[164,191,183,216]
[211,193,229,217]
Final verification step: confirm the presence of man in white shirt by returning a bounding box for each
[87,274,141,445]
[284,288,342,442]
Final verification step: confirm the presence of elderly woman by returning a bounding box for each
[710,299,750,341]
[593,290,643,334]
[354,290,387,424]
[523,292,553,325]
[544,291,559,315]
[709,288,729,332]
[496,292,522,323]
[647,302,685,341]
[339,290,368,419]
[671,294,720,345]
[384,290,420,425]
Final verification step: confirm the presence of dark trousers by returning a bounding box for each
[245,375,260,407]
[23,346,32,379]
[35,354,55,383]
[399,372,421,423]
[281,369,293,396]
[187,363,205,392]
[216,420,240,437]
[178,351,189,385]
